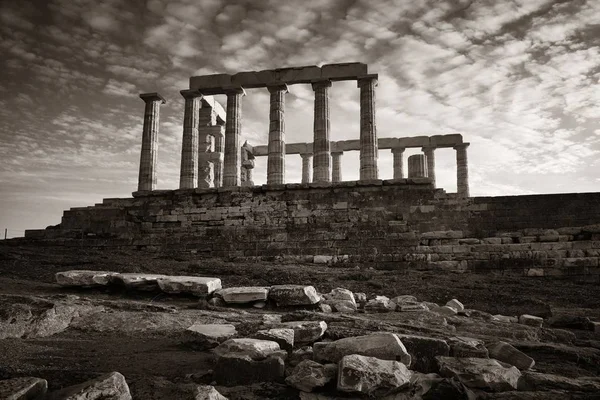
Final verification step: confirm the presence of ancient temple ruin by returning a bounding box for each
[136,63,469,197]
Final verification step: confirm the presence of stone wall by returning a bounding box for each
[23,180,600,281]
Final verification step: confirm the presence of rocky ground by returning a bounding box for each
[0,243,599,399]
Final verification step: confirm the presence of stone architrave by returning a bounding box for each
[422,146,436,187]
[408,154,428,178]
[358,75,379,180]
[455,143,470,197]
[312,80,332,182]
[332,151,343,182]
[223,87,245,187]
[300,153,312,184]
[212,126,225,188]
[392,147,405,179]
[179,90,202,189]
[267,84,288,185]
[138,93,165,191]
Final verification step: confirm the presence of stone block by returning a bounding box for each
[321,62,367,80]
[0,377,47,400]
[337,354,412,396]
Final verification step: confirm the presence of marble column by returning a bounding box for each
[391,147,405,180]
[137,92,165,192]
[267,84,288,185]
[422,146,436,187]
[332,151,343,182]
[407,154,427,178]
[197,102,216,188]
[455,143,470,197]
[358,75,379,180]
[300,153,312,184]
[223,88,245,187]
[179,90,202,189]
[312,80,332,182]
[212,125,225,188]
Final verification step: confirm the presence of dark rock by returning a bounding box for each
[214,355,285,386]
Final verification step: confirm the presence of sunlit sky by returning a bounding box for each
[1,0,600,237]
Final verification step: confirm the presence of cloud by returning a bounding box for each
[103,79,138,97]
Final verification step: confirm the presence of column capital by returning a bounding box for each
[331,151,344,156]
[422,146,436,153]
[267,83,289,93]
[311,79,332,91]
[391,147,406,154]
[300,152,313,158]
[357,74,379,87]
[180,89,202,99]
[454,142,470,150]
[223,86,246,96]
[139,92,166,104]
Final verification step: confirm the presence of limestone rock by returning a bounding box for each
[449,336,489,358]
[111,273,167,291]
[421,377,475,400]
[289,346,314,367]
[547,314,593,330]
[207,297,227,307]
[313,332,411,366]
[487,341,535,370]
[323,288,357,308]
[431,305,458,317]
[492,315,517,323]
[216,287,269,303]
[519,314,544,328]
[157,276,221,296]
[0,377,47,400]
[354,292,367,304]
[285,360,337,392]
[269,285,320,306]
[446,299,465,312]
[390,295,418,305]
[330,301,356,313]
[337,354,412,396]
[253,328,294,352]
[55,270,118,287]
[364,296,395,312]
[187,323,237,344]
[436,356,521,392]
[280,321,327,344]
[319,304,333,313]
[214,338,281,360]
[519,371,600,392]
[214,354,285,386]
[399,303,429,312]
[397,334,450,373]
[194,385,228,400]
[49,371,131,400]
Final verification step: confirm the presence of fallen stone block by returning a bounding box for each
[214,354,285,386]
[487,341,535,370]
[253,328,294,352]
[431,305,458,317]
[289,346,314,367]
[390,295,418,305]
[269,285,320,306]
[399,303,429,312]
[337,354,412,396]
[364,296,395,312]
[213,338,281,360]
[285,360,336,392]
[157,276,221,296]
[187,323,237,344]
[49,371,131,400]
[216,287,269,303]
[492,314,517,323]
[319,303,333,313]
[398,334,450,373]
[519,314,544,328]
[322,288,357,311]
[111,273,167,291]
[55,270,118,287]
[194,385,228,400]
[330,301,355,312]
[446,299,465,312]
[449,336,489,358]
[313,332,411,366]
[436,356,521,392]
[313,255,333,264]
[0,377,47,400]
[354,292,367,305]
[280,321,327,344]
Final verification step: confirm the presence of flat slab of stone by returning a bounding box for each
[216,287,269,303]
[56,270,119,287]
[187,323,237,343]
[111,273,167,291]
[313,332,411,366]
[364,296,395,312]
[214,338,281,360]
[337,354,412,396]
[446,299,465,312]
[436,356,521,392]
[157,276,221,296]
[253,328,294,352]
[269,285,319,306]
[280,321,327,344]
[448,336,488,358]
[487,341,535,370]
[49,371,131,399]
[519,314,544,327]
[0,377,47,400]
[397,334,449,373]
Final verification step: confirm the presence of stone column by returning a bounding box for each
[197,101,216,188]
[212,125,225,188]
[408,154,428,178]
[422,146,436,187]
[455,143,470,197]
[300,153,312,184]
[178,90,202,189]
[358,75,379,180]
[137,92,165,192]
[391,147,405,179]
[223,88,245,187]
[332,151,343,182]
[312,80,332,182]
[267,84,288,185]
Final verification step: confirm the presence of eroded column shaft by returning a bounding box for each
[300,153,312,184]
[332,152,343,182]
[312,80,332,182]
[267,85,288,185]
[408,154,428,178]
[455,143,470,197]
[223,88,245,187]
[138,93,165,191]
[197,103,217,189]
[358,76,378,180]
[179,90,201,189]
[422,146,436,187]
[392,147,405,179]
[212,127,225,188]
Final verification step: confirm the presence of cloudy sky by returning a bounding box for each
[1,0,599,237]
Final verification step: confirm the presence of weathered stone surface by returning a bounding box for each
[285,360,337,392]
[280,321,327,344]
[365,296,395,312]
[331,301,355,313]
[0,377,47,400]
[193,385,228,400]
[487,341,535,370]
[421,377,475,400]
[354,292,367,304]
[216,287,269,303]
[319,303,333,313]
[399,303,429,312]
[390,295,418,305]
[253,328,294,352]
[492,315,518,323]
[157,276,221,296]
[322,288,357,309]
[431,305,458,317]
[269,285,320,306]
[111,273,166,291]
[55,270,118,287]
[436,356,521,392]
[446,299,465,312]
[449,336,489,358]
[398,334,450,373]
[313,332,411,366]
[519,314,544,328]
[289,346,314,367]
[547,314,593,330]
[187,323,237,343]
[337,354,412,396]
[214,354,285,386]
[519,371,600,392]
[49,371,131,400]
[214,338,281,360]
